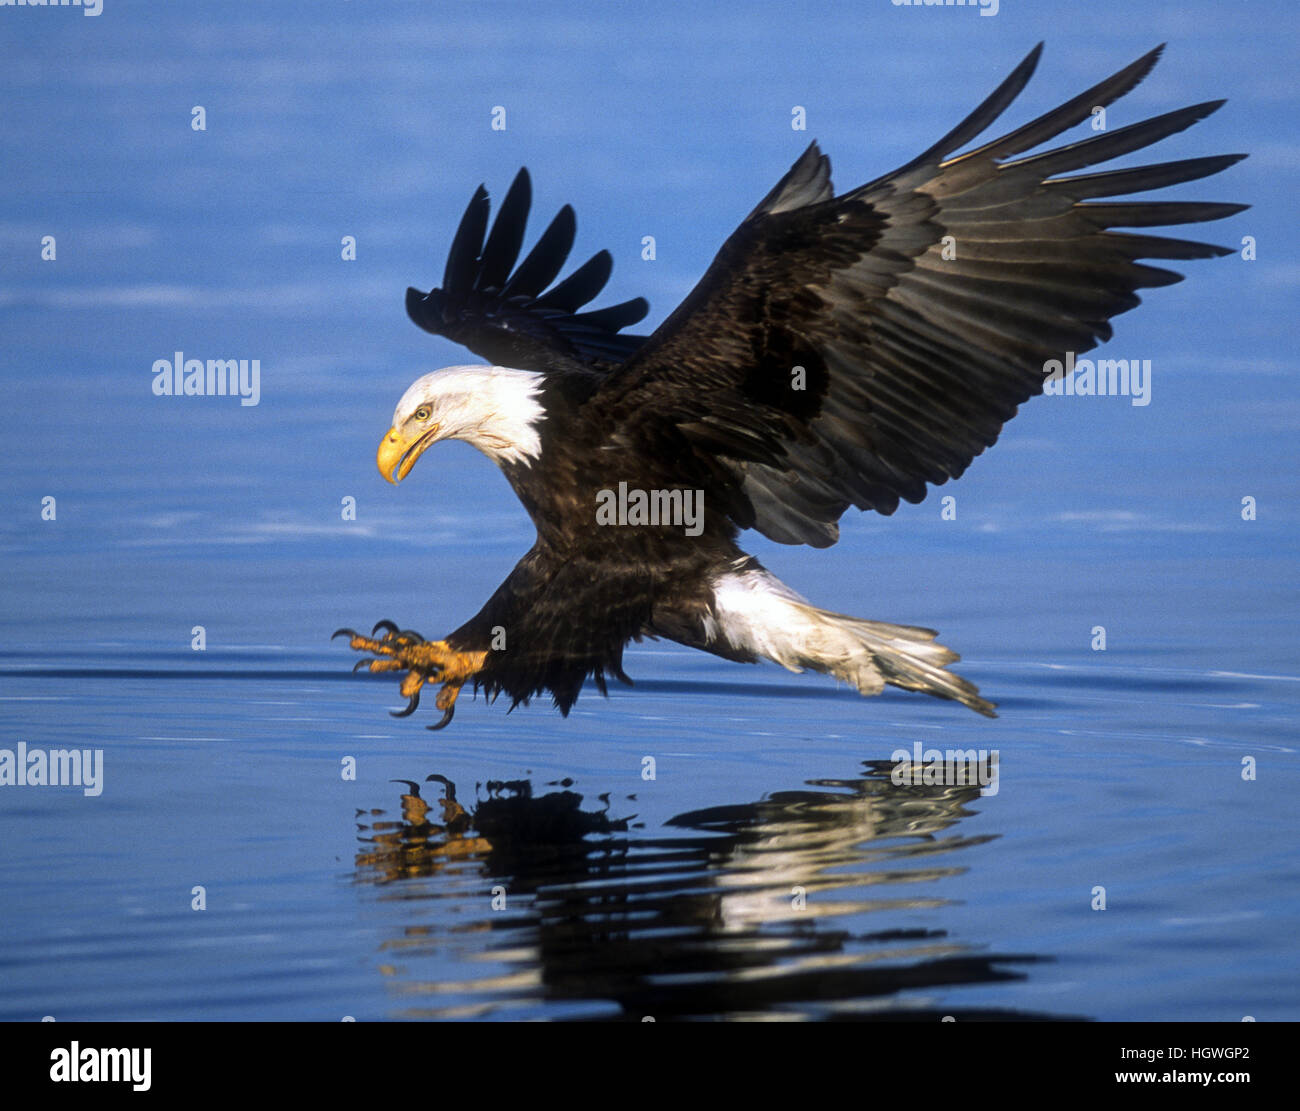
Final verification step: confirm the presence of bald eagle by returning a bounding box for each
[335,43,1244,730]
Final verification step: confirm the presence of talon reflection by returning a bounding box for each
[353,760,1075,1020]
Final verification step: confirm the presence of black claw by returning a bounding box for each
[352,659,373,674]
[390,779,422,797]
[390,689,421,718]
[425,773,456,800]
[372,619,400,637]
[426,704,456,731]
[332,627,359,641]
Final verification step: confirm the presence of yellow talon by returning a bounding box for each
[339,625,487,731]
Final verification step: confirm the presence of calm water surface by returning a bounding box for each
[1,549,1296,1021]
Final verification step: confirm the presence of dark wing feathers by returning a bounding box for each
[407,167,649,372]
[500,204,575,298]
[897,42,1157,177]
[474,170,530,291]
[532,248,613,311]
[438,185,488,292]
[744,140,836,218]
[593,43,1246,546]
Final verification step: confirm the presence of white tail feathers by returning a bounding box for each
[705,569,997,718]
[809,611,997,717]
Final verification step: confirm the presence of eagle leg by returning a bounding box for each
[336,623,486,730]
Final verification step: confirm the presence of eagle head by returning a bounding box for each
[377,364,545,483]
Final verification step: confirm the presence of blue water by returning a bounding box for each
[1,0,1297,1021]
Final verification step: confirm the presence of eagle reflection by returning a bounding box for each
[354,761,1078,1020]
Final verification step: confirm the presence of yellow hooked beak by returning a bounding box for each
[377,423,441,484]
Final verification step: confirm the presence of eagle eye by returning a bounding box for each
[414,406,431,422]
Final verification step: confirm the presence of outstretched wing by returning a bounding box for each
[407,168,650,372]
[593,43,1247,546]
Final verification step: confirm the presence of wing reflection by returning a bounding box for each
[354,759,1081,1020]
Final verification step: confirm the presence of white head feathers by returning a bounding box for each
[393,365,546,467]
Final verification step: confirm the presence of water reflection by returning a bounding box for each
[354,760,1079,1020]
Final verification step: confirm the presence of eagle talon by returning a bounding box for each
[335,624,486,729]
[391,689,421,718]
[427,703,455,731]
[332,627,359,641]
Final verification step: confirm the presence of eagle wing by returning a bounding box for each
[592,43,1247,546]
[406,167,650,372]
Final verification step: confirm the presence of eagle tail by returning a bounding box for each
[706,568,996,717]
[798,609,998,719]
